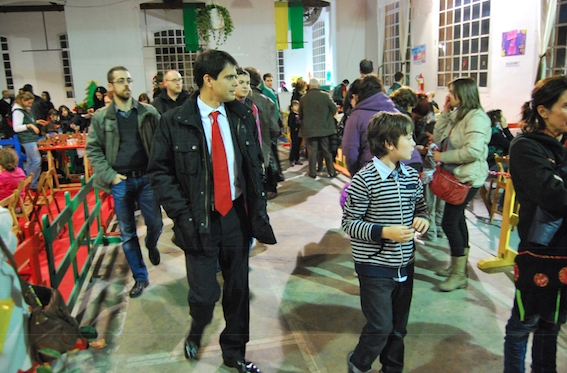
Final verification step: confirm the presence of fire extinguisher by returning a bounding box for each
[416,74,425,91]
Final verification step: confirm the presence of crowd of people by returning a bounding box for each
[1,50,567,373]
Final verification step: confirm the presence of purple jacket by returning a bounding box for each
[341,92,398,176]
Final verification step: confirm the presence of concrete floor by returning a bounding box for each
[70,148,567,373]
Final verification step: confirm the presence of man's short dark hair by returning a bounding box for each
[394,71,404,82]
[342,79,350,85]
[368,111,413,158]
[194,50,238,89]
[107,66,128,83]
[22,84,33,93]
[245,67,262,87]
[359,59,373,74]
[263,73,273,81]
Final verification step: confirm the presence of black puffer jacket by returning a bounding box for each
[147,94,276,255]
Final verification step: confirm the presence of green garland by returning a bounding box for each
[196,4,234,48]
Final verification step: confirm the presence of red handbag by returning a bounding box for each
[430,165,471,205]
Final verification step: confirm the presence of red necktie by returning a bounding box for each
[211,111,232,216]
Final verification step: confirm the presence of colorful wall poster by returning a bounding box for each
[502,30,527,57]
[412,44,426,64]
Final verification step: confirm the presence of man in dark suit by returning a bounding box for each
[147,49,276,373]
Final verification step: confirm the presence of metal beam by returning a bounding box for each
[0,5,64,13]
[140,2,205,10]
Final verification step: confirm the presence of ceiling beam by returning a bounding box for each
[0,5,64,13]
[140,2,205,10]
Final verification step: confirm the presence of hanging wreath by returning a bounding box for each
[196,4,234,48]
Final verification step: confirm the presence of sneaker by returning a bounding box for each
[295,160,303,165]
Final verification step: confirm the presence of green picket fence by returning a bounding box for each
[41,174,121,309]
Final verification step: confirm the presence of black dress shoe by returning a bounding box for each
[148,247,160,265]
[129,280,149,298]
[223,358,261,373]
[184,338,199,360]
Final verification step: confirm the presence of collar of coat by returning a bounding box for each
[170,92,253,127]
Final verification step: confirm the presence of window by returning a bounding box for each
[312,21,326,82]
[59,34,74,98]
[382,2,411,89]
[438,0,491,87]
[1,37,13,91]
[277,50,285,89]
[547,0,567,76]
[437,0,490,87]
[154,30,199,90]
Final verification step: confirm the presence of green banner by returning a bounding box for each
[183,3,199,52]
[289,1,304,50]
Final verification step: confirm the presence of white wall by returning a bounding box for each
[409,0,539,123]
[0,10,72,108]
[0,0,548,123]
[65,0,146,102]
[331,0,370,84]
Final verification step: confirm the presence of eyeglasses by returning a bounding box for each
[111,78,134,85]
[166,78,183,83]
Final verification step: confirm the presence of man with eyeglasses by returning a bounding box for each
[86,66,163,298]
[147,50,276,373]
[152,69,191,114]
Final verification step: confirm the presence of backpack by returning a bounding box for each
[332,83,345,103]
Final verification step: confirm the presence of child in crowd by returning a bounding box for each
[288,100,302,165]
[342,111,430,373]
[0,148,27,201]
[40,108,61,136]
[420,123,446,241]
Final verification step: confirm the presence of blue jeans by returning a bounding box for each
[504,309,563,373]
[350,264,414,373]
[21,141,41,189]
[111,175,163,282]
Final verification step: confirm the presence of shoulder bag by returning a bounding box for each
[0,236,86,364]
[429,129,472,205]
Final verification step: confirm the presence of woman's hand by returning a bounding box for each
[443,95,452,113]
[433,150,442,162]
[28,124,40,134]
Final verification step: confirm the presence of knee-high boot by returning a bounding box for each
[435,247,469,277]
[438,255,468,292]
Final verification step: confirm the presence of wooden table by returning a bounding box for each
[37,134,90,191]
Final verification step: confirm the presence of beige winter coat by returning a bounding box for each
[434,108,491,187]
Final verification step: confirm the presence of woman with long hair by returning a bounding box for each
[12,91,41,190]
[433,77,491,292]
[503,75,567,373]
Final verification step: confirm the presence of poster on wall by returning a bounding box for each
[412,45,426,64]
[502,30,527,57]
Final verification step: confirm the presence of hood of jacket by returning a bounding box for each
[351,91,397,116]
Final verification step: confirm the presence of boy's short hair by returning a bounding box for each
[48,108,58,116]
[368,112,414,158]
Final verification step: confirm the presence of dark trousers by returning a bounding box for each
[441,187,478,256]
[306,136,335,177]
[350,264,414,373]
[184,196,251,361]
[289,130,302,162]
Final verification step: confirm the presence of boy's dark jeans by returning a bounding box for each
[350,264,414,373]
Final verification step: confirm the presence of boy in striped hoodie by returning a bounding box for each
[342,111,430,373]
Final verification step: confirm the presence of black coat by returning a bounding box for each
[147,94,276,254]
[509,132,567,250]
[152,89,191,114]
